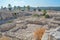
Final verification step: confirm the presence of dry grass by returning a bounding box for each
[33,28,46,40]
[0,36,11,40]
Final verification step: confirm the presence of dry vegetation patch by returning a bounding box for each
[33,28,46,40]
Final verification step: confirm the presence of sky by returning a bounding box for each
[0,0,60,7]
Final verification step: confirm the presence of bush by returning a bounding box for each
[7,20,12,23]
[21,10,24,11]
[0,17,3,20]
[33,14,40,17]
[14,13,17,15]
[45,14,50,18]
[42,10,47,16]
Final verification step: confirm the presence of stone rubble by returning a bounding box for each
[0,11,60,40]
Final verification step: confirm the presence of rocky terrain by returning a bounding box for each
[0,10,60,40]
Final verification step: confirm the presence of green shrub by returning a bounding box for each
[45,14,50,18]
[7,20,12,23]
[14,13,17,15]
[33,14,40,17]
[0,17,3,20]
[42,10,47,16]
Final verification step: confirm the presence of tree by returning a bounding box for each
[37,7,41,11]
[3,7,7,10]
[17,6,21,10]
[24,6,26,11]
[8,4,12,11]
[33,8,36,11]
[27,5,30,11]
[14,6,17,10]
[38,9,41,11]
[1,6,3,10]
